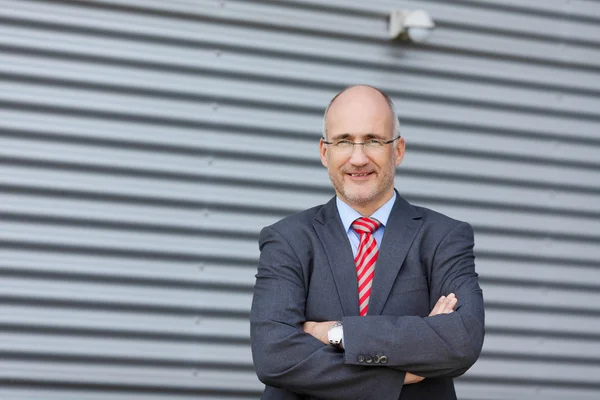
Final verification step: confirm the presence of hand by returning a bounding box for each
[429,293,458,316]
[303,321,338,346]
[404,372,425,384]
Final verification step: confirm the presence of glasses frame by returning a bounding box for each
[322,136,401,150]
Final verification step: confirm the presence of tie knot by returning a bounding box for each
[351,217,381,235]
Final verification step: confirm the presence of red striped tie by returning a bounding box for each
[351,217,381,316]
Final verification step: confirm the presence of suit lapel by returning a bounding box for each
[313,197,360,316]
[367,194,423,315]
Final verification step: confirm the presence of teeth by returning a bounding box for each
[351,173,369,176]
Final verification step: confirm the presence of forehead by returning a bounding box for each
[325,89,394,136]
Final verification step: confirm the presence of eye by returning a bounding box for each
[335,139,353,146]
[366,139,384,146]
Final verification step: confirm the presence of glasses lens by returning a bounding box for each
[329,138,394,153]
[335,140,353,148]
[365,140,384,149]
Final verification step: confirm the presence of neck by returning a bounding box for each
[341,190,394,217]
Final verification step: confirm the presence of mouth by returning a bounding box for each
[347,172,374,179]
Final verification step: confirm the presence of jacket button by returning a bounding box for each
[380,355,388,364]
[365,356,373,363]
[358,355,365,363]
[373,355,380,364]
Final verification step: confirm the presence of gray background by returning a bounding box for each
[0,0,599,399]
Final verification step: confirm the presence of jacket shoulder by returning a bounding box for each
[263,204,324,236]
[411,203,472,233]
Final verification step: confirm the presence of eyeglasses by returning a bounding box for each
[322,136,400,153]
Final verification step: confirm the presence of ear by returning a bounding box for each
[319,138,329,167]
[394,137,405,167]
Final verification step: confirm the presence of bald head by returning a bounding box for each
[323,85,400,140]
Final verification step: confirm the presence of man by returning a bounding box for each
[250,85,484,399]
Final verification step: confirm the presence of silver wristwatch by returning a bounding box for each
[328,321,343,348]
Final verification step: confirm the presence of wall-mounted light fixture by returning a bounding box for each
[389,10,435,43]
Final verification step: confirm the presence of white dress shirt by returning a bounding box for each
[336,191,397,257]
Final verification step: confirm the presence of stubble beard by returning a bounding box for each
[329,166,395,207]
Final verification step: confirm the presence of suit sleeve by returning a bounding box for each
[250,226,406,399]
[342,221,485,378]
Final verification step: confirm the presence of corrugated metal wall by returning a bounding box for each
[0,0,599,399]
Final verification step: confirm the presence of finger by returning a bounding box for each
[441,297,458,314]
[429,296,446,316]
[445,293,457,309]
[448,296,458,309]
[440,295,459,314]
[436,297,448,313]
[435,296,450,315]
[444,293,457,312]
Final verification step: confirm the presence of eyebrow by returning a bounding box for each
[329,133,351,140]
[329,133,387,140]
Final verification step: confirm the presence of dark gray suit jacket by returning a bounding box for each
[250,193,485,399]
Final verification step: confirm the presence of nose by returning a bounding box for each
[348,144,369,166]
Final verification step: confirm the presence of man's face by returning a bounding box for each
[320,88,405,211]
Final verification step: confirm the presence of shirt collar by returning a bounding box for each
[336,191,397,232]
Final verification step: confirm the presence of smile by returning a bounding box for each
[348,172,373,178]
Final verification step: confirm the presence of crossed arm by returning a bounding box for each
[303,293,459,385]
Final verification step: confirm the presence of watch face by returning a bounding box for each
[328,325,343,345]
